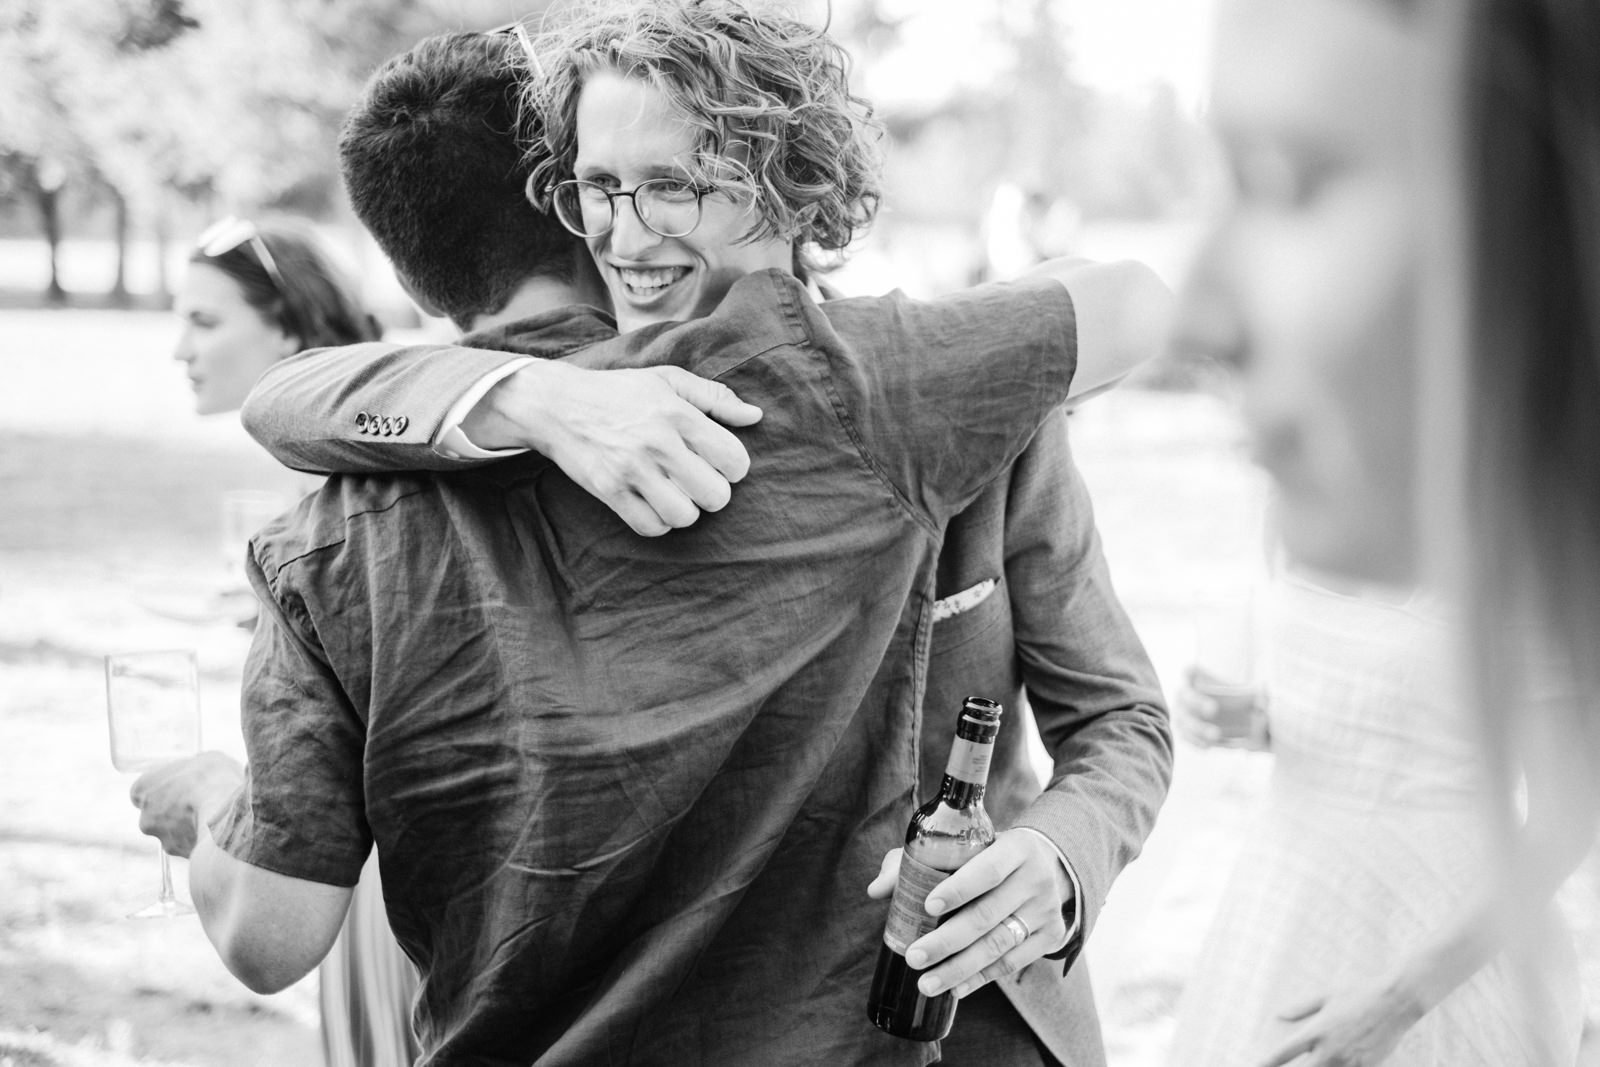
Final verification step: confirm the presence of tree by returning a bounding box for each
[0,0,103,301]
[2,0,564,303]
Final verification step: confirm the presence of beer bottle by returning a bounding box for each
[867,696,1002,1040]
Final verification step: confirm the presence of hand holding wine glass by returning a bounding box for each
[105,649,203,918]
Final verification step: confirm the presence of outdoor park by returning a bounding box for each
[3,0,1597,1064]
[7,283,1598,1066]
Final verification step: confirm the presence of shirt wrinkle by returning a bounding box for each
[227,271,1079,1066]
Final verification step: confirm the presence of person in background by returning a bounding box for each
[166,216,419,1067]
[175,216,379,416]
[241,7,1172,1063]
[1171,0,1599,1062]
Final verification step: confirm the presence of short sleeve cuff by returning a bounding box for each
[432,358,535,460]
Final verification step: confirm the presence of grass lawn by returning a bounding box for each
[1,308,1593,1065]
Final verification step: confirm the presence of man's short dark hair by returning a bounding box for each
[340,32,581,328]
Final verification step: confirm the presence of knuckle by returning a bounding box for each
[613,453,649,480]
[968,895,1007,928]
[985,927,1017,955]
[984,957,1018,982]
[597,483,631,507]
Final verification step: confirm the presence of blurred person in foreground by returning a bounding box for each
[1171,0,1599,1062]
[133,13,1171,1066]
[165,218,421,1067]
[239,8,1173,1063]
[1169,557,1581,1063]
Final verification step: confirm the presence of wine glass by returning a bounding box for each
[220,490,288,590]
[105,649,203,918]
[217,491,287,626]
[1189,588,1267,747]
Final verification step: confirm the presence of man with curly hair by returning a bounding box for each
[189,5,1172,1064]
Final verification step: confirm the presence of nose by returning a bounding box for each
[173,327,196,365]
[606,192,664,259]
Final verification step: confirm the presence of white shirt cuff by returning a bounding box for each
[431,357,535,460]
[1015,826,1085,944]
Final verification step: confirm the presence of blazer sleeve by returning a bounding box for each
[1004,412,1174,952]
[241,342,523,474]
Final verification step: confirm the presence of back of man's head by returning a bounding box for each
[340,32,581,330]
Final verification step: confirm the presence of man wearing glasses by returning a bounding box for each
[147,9,1170,1065]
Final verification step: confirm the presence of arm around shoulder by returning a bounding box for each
[1025,257,1174,399]
[241,341,526,474]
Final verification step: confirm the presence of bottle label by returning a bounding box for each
[944,737,992,785]
[882,854,949,954]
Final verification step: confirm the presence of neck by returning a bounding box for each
[463,275,602,334]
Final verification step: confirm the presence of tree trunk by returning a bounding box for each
[153,203,172,304]
[109,185,130,305]
[37,181,65,305]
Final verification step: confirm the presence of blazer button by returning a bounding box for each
[395,415,409,434]
[355,411,370,432]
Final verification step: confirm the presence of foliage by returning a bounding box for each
[829,0,1207,222]
[0,0,553,239]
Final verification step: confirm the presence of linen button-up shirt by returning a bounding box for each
[214,270,1077,1066]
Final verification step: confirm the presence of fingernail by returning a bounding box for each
[925,897,945,916]
[919,974,942,995]
[952,982,972,999]
[906,949,927,968]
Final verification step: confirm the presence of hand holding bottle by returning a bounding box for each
[867,828,1073,1001]
[867,697,1075,1039]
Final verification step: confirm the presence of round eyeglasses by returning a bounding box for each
[548,178,717,240]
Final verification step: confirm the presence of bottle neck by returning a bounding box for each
[939,774,987,809]
[938,733,994,808]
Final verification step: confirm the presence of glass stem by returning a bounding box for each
[157,844,179,904]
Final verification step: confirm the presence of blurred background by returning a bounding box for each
[0,0,1215,318]
[1,1,1593,1065]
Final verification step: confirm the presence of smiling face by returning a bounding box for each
[573,68,794,332]
[172,262,298,416]
[1175,0,1447,585]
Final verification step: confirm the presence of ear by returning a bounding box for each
[396,270,445,318]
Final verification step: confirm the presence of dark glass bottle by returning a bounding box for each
[867,696,1002,1041]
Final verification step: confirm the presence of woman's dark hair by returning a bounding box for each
[1459,0,1600,838]
[189,219,382,349]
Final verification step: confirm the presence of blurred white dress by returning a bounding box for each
[1170,575,1582,1065]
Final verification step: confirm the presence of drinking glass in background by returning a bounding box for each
[1187,589,1268,748]
[105,649,202,918]
[219,490,288,594]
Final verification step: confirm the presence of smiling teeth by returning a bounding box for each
[618,266,688,292]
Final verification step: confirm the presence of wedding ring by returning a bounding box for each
[1001,914,1030,949]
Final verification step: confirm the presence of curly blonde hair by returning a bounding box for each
[522,0,882,268]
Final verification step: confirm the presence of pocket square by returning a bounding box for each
[931,578,998,623]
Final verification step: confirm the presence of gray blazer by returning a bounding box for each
[243,345,1173,1065]
[923,408,1170,1064]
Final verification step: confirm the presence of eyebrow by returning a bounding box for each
[574,158,694,180]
